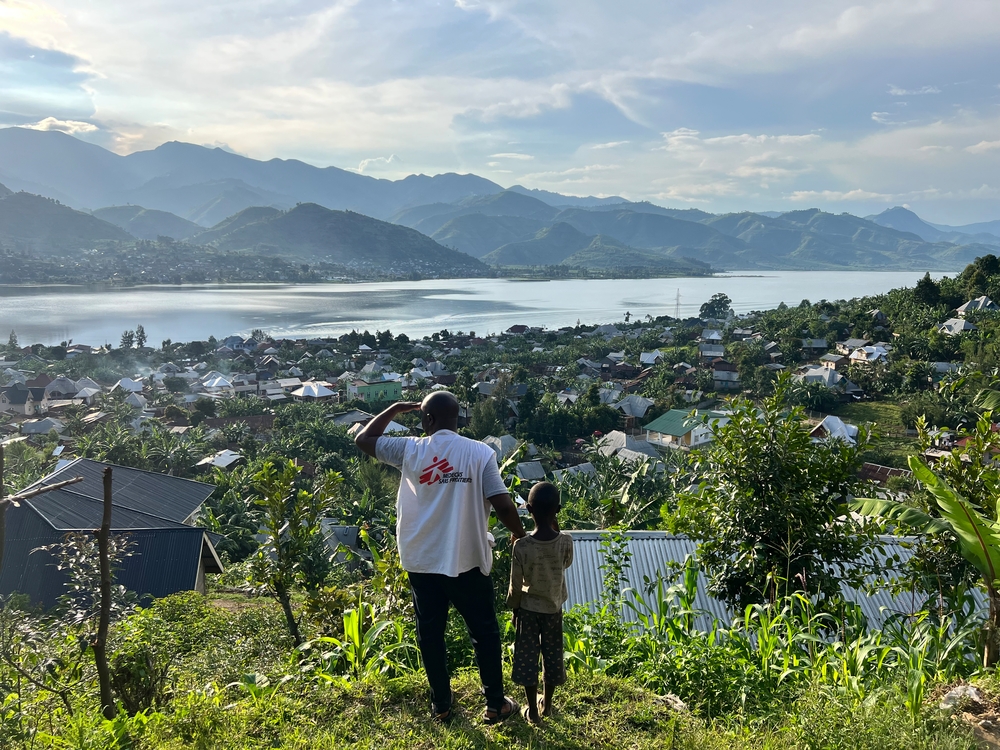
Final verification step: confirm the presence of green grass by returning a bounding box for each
[110,671,974,750]
[832,401,905,428]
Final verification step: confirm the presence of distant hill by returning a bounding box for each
[562,239,712,275]
[0,191,132,252]
[0,128,506,220]
[190,206,283,245]
[394,190,560,236]
[483,223,596,266]
[431,214,545,258]
[505,184,626,208]
[92,205,201,240]
[204,203,488,275]
[868,206,1000,247]
[0,181,11,199]
[553,208,745,253]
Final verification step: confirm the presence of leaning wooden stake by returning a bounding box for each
[93,466,116,720]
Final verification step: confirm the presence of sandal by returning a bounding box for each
[521,704,542,725]
[432,705,453,724]
[483,696,518,725]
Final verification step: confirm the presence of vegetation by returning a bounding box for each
[14,259,1000,746]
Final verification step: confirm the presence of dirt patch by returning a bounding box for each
[932,681,1000,749]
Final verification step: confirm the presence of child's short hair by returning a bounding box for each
[527,481,560,517]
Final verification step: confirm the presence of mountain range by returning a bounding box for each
[1,127,999,274]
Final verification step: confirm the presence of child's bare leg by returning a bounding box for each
[523,684,541,723]
[540,682,556,717]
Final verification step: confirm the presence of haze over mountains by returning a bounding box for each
[1,126,999,275]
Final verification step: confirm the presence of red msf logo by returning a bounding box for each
[419,456,454,485]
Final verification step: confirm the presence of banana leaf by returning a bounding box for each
[850,497,949,535]
[908,456,1000,590]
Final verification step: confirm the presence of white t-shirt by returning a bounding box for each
[376,430,508,577]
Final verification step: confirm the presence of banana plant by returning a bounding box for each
[853,455,1000,666]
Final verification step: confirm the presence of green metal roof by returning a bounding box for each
[643,409,701,436]
[643,408,728,436]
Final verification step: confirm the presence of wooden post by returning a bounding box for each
[93,466,116,720]
[0,444,5,581]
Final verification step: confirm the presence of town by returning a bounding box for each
[4,258,1000,747]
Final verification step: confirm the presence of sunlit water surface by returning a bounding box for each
[0,271,936,346]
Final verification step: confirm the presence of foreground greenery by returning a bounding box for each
[0,584,983,750]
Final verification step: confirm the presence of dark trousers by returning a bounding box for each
[408,567,505,712]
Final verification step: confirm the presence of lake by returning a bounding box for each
[0,271,939,346]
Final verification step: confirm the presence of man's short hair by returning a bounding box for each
[527,481,560,517]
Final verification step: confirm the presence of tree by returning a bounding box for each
[119,330,135,350]
[134,324,147,349]
[681,377,872,609]
[249,461,340,645]
[7,330,17,351]
[700,293,732,320]
[914,272,940,306]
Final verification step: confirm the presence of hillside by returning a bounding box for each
[554,208,745,253]
[0,181,11,198]
[189,206,283,245]
[562,239,713,274]
[206,202,489,275]
[431,214,545,257]
[0,191,133,252]
[868,206,1000,246]
[482,222,596,265]
[395,190,560,236]
[92,205,202,240]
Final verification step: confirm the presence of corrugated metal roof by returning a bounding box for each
[563,531,986,630]
[24,458,215,530]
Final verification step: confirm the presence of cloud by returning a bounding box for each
[23,116,98,134]
[591,140,629,149]
[356,154,401,172]
[490,152,534,160]
[966,140,1000,154]
[888,85,941,95]
[789,188,894,202]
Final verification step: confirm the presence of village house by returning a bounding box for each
[836,338,869,355]
[819,353,848,371]
[348,379,403,403]
[794,365,861,397]
[643,409,729,450]
[700,328,723,344]
[0,383,45,415]
[800,338,828,356]
[0,459,224,607]
[711,358,740,391]
[849,345,889,366]
[698,342,725,361]
[939,318,977,336]
[957,296,999,317]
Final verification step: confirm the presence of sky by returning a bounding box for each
[2,0,1000,224]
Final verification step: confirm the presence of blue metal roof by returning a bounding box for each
[563,531,986,630]
[23,458,214,530]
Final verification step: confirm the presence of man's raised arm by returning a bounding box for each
[354,402,421,457]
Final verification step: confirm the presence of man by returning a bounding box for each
[355,391,526,724]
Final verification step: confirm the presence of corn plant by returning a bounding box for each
[300,588,416,683]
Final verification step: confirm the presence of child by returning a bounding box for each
[507,482,574,724]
